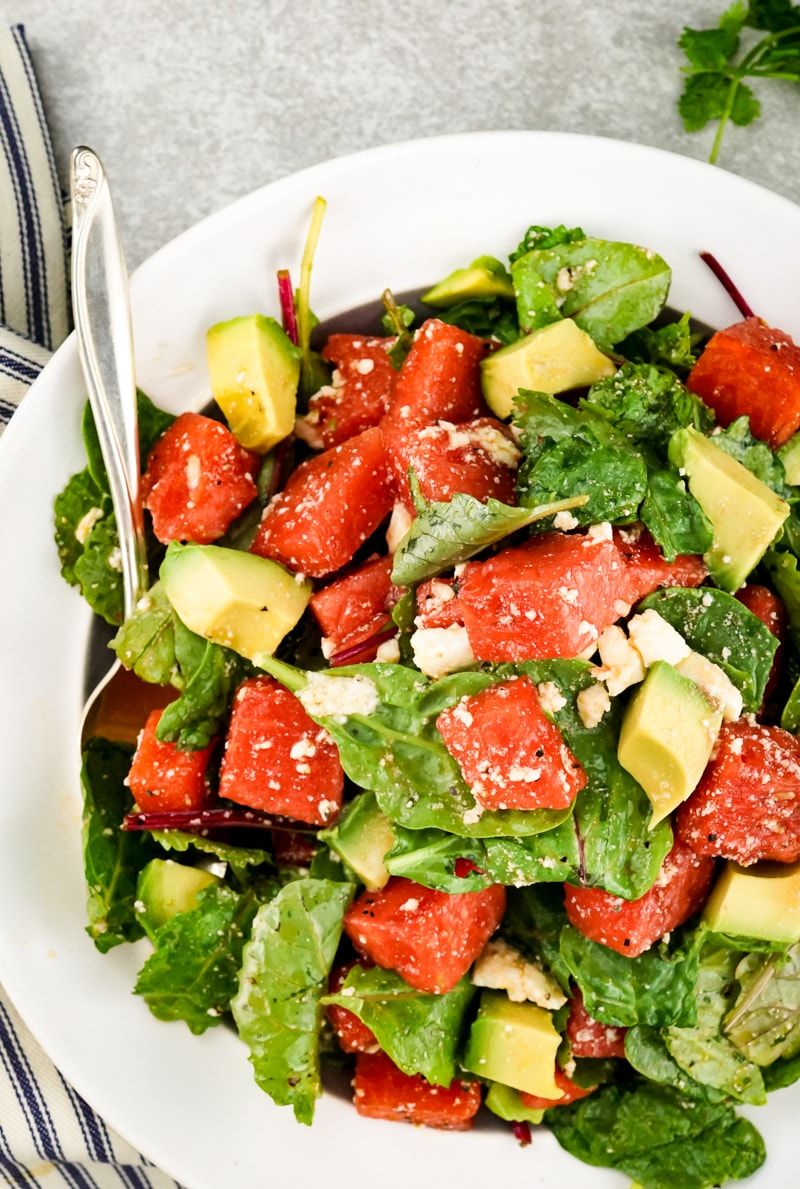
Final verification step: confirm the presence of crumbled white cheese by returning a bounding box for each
[185,454,201,490]
[298,672,379,720]
[452,697,474,727]
[418,420,520,469]
[676,652,744,721]
[537,681,567,716]
[553,510,579,532]
[293,416,325,450]
[595,625,645,696]
[290,735,317,760]
[320,637,335,660]
[375,637,401,663]
[399,898,420,912]
[627,610,691,668]
[472,938,566,1009]
[107,546,122,572]
[577,682,611,729]
[586,521,613,544]
[410,625,475,678]
[74,506,104,544]
[355,358,375,375]
[386,501,413,554]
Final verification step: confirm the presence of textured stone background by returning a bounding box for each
[8,0,800,266]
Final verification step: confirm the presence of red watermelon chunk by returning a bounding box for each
[519,1068,596,1111]
[251,426,393,578]
[142,412,258,544]
[564,838,714,958]
[344,877,506,994]
[127,709,214,813]
[456,526,706,662]
[687,318,800,448]
[415,577,463,629]
[303,335,396,448]
[327,961,379,1055]
[218,677,344,825]
[436,676,586,811]
[385,416,519,510]
[676,719,800,865]
[566,988,627,1059]
[736,584,787,709]
[387,318,487,427]
[310,555,397,653]
[353,1051,482,1130]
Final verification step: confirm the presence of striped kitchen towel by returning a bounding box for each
[0,24,177,1189]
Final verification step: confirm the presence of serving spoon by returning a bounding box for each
[72,146,168,745]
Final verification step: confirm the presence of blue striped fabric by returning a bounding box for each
[0,24,178,1188]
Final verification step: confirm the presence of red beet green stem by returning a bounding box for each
[277,269,299,345]
[123,807,319,834]
[699,252,755,320]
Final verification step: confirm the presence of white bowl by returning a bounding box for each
[1,131,798,1188]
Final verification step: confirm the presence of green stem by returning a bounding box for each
[709,75,741,164]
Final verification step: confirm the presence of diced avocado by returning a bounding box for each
[481,319,615,419]
[206,314,300,453]
[422,255,514,307]
[618,661,722,829]
[462,991,562,1099]
[484,1081,545,1124]
[320,791,394,890]
[703,861,800,946]
[161,542,311,665]
[136,859,220,940]
[669,427,789,592]
[779,432,800,486]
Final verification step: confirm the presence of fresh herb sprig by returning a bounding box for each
[678,1,800,162]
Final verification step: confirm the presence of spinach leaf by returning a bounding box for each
[110,581,178,685]
[640,470,713,561]
[782,675,800,730]
[230,878,353,1124]
[436,298,519,345]
[261,658,573,839]
[639,586,778,710]
[665,947,766,1104]
[152,829,273,877]
[724,944,800,1066]
[619,312,700,373]
[72,509,125,625]
[514,390,648,524]
[548,1079,765,1189]
[385,819,580,892]
[585,362,714,455]
[81,737,156,952]
[390,587,416,664]
[509,222,586,264]
[715,416,792,497]
[53,470,108,585]
[82,390,174,491]
[322,966,475,1086]
[764,1051,800,1091]
[157,617,250,750]
[764,549,800,650]
[134,885,258,1034]
[502,884,573,991]
[511,238,671,348]
[222,450,281,551]
[624,1025,724,1099]
[560,924,705,1028]
[390,487,587,585]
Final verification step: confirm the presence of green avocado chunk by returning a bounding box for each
[480,319,615,419]
[669,427,789,592]
[320,792,394,891]
[703,861,800,946]
[462,991,562,1098]
[206,313,300,453]
[422,255,514,307]
[161,542,311,665]
[484,1081,545,1123]
[135,859,220,939]
[618,661,722,828]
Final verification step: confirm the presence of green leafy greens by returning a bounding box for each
[678,2,800,163]
[322,966,475,1085]
[231,879,353,1124]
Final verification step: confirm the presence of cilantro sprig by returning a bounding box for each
[678,1,800,162]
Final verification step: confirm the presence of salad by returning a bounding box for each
[54,200,800,1189]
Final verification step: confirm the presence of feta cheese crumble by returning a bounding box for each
[472,938,566,1009]
[627,609,691,668]
[577,682,611,729]
[410,625,475,678]
[298,672,379,720]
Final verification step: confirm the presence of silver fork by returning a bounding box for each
[72,146,152,745]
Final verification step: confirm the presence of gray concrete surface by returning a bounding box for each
[5,0,799,268]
